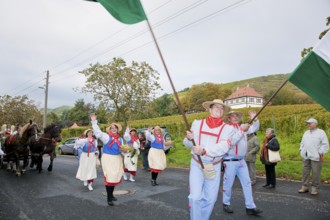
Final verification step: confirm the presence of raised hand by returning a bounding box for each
[248,110,257,120]
[90,113,97,121]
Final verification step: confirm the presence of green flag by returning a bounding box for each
[288,31,330,111]
[97,0,147,24]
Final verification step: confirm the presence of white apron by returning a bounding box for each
[101,154,124,183]
[76,152,97,181]
[123,149,139,171]
[148,148,166,170]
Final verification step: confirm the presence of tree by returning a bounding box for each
[301,16,329,58]
[151,94,179,117]
[181,83,232,111]
[95,102,109,124]
[59,109,71,128]
[79,57,161,124]
[67,99,95,126]
[0,95,42,127]
[48,112,59,125]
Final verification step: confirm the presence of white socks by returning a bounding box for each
[88,183,93,191]
[129,174,135,182]
[123,173,135,182]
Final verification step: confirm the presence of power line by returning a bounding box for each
[3,0,176,97]
[50,0,174,75]
[8,0,251,100]
[12,78,45,97]
[50,0,209,78]
[50,0,250,85]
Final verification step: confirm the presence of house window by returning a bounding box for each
[249,97,254,102]
[230,100,233,104]
[235,99,239,103]
[256,98,261,103]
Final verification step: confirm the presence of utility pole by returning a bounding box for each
[43,71,49,129]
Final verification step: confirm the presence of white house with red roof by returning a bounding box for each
[224,84,263,109]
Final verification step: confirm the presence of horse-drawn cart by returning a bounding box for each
[0,122,62,175]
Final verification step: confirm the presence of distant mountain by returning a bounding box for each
[41,105,72,116]
[177,73,304,98]
[220,73,302,95]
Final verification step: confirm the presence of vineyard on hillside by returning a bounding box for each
[127,104,330,138]
[61,104,330,181]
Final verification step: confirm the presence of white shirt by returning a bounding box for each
[226,120,260,158]
[300,128,329,161]
[183,119,235,163]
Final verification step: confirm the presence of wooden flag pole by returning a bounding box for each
[145,19,204,169]
[248,79,289,124]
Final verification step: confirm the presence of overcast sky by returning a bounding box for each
[0,0,329,109]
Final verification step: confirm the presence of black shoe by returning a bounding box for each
[107,200,115,206]
[151,180,157,186]
[246,208,263,215]
[111,196,117,201]
[262,184,270,188]
[223,205,234,213]
[267,184,275,189]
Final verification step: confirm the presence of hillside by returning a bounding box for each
[175,73,307,101]
[51,73,304,115]
[220,73,302,95]
[41,105,72,116]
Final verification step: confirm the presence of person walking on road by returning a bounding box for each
[222,110,262,216]
[75,129,99,191]
[183,99,250,220]
[245,132,260,185]
[74,134,84,163]
[139,131,150,171]
[245,112,260,186]
[260,128,279,189]
[298,118,329,195]
[123,127,140,182]
[90,113,124,206]
[146,126,171,186]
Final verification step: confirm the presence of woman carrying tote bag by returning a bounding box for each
[260,128,280,189]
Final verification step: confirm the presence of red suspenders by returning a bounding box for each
[198,119,226,145]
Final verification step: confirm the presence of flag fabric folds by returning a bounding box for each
[97,0,147,24]
[288,31,330,111]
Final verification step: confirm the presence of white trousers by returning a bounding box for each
[188,159,221,220]
[222,159,256,208]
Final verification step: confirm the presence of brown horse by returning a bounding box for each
[3,121,37,176]
[28,124,62,173]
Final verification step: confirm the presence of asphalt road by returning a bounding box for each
[0,155,329,220]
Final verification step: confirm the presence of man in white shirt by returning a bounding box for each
[222,110,262,215]
[183,99,250,220]
[298,118,329,195]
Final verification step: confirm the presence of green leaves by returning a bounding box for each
[79,57,161,123]
[0,95,42,126]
